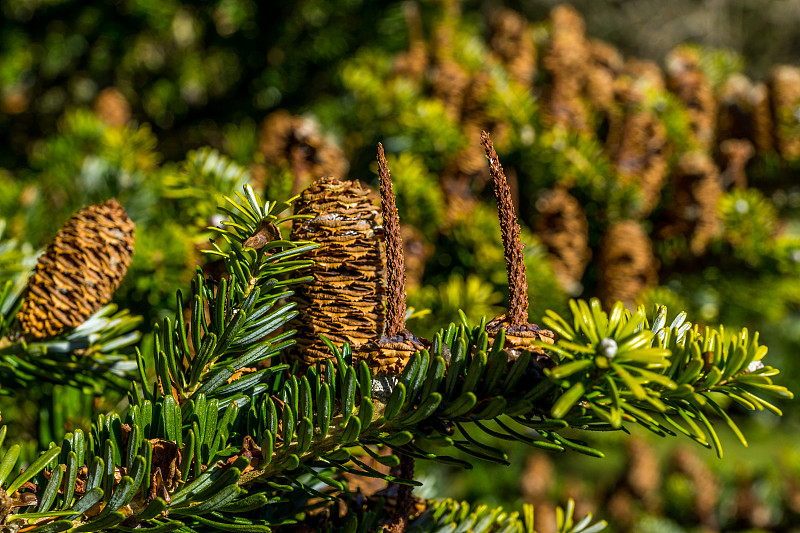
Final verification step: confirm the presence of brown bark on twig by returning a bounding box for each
[387,454,416,533]
[480,131,528,327]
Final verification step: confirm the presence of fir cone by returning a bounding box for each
[585,39,623,116]
[429,59,470,121]
[534,187,591,294]
[750,82,774,154]
[400,225,430,291]
[658,152,723,256]
[769,65,800,162]
[606,59,665,167]
[598,220,657,310]
[666,46,717,149]
[93,87,131,127]
[256,111,349,195]
[542,5,591,132]
[17,199,135,340]
[289,177,385,365]
[390,2,428,84]
[613,109,670,218]
[717,73,755,144]
[671,446,719,529]
[489,8,536,89]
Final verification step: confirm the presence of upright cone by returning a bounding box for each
[17,199,135,340]
[289,177,385,364]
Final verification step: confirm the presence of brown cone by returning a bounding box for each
[490,8,536,89]
[542,5,591,132]
[666,46,717,149]
[769,65,800,162]
[93,87,131,127]
[534,187,591,293]
[17,199,135,340]
[598,220,657,310]
[289,177,385,365]
[256,111,349,195]
[657,152,723,256]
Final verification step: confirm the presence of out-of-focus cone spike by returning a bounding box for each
[361,144,426,376]
[17,199,135,340]
[289,177,385,365]
[481,131,555,365]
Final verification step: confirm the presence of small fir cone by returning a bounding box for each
[93,87,131,127]
[584,39,623,116]
[429,58,471,121]
[606,59,665,164]
[666,46,717,149]
[390,2,428,84]
[671,447,720,529]
[289,177,385,365]
[534,187,591,294]
[750,82,774,154]
[613,110,670,218]
[542,5,591,132]
[769,65,800,162]
[481,132,555,366]
[361,145,428,377]
[400,225,431,291]
[489,8,536,89]
[520,454,557,533]
[598,220,657,310]
[658,152,723,256]
[255,111,349,195]
[17,199,135,340]
[623,438,661,510]
[719,139,755,190]
[717,73,755,143]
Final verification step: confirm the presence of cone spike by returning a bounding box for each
[480,131,528,327]
[378,143,408,336]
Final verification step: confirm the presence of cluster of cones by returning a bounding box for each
[16,199,135,340]
[378,3,800,308]
[289,132,555,375]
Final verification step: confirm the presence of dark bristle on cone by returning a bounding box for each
[360,144,428,377]
[16,199,135,340]
[480,131,555,365]
[289,176,386,366]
